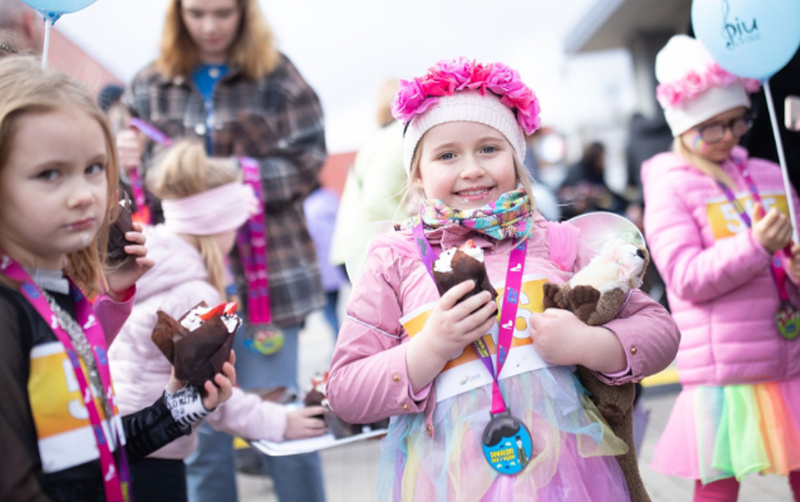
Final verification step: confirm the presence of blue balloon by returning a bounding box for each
[692,0,800,80]
[21,0,96,22]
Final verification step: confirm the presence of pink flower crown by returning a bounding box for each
[656,63,761,109]
[391,57,542,135]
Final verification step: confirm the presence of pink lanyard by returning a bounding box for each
[0,256,130,502]
[717,162,791,302]
[128,118,270,324]
[236,157,271,324]
[412,222,527,415]
[128,118,174,225]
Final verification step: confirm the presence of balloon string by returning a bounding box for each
[41,19,53,69]
[763,78,799,243]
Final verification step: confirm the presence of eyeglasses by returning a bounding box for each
[695,113,755,144]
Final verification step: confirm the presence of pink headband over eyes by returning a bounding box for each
[162,182,259,236]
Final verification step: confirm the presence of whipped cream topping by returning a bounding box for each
[180,305,241,333]
[433,246,484,273]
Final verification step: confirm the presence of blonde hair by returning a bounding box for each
[156,0,279,80]
[403,132,536,218]
[673,137,736,190]
[0,57,120,296]
[376,79,398,127]
[146,140,241,297]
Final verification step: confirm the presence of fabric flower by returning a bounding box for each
[682,70,706,97]
[486,63,525,97]
[656,83,681,108]
[432,57,473,91]
[392,58,542,134]
[419,71,456,97]
[743,79,762,93]
[392,78,431,123]
[467,61,493,94]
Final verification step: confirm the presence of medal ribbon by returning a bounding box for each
[127,118,270,324]
[412,221,526,415]
[717,161,791,302]
[128,118,175,225]
[236,157,271,324]
[1,256,131,502]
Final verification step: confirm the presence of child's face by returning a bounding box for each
[0,108,108,269]
[681,106,749,163]
[417,122,517,211]
[213,230,237,255]
[181,0,242,63]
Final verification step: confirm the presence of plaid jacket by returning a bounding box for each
[125,54,326,327]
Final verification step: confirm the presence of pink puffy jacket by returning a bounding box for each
[642,146,800,386]
[108,225,287,460]
[328,216,679,437]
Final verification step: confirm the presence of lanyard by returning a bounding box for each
[716,162,790,302]
[236,157,271,324]
[128,118,174,225]
[128,118,270,325]
[1,256,130,502]
[412,222,526,415]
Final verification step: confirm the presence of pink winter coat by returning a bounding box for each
[642,147,800,387]
[108,225,287,460]
[327,216,680,437]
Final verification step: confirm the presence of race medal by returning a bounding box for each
[776,301,800,340]
[244,327,285,355]
[482,412,533,475]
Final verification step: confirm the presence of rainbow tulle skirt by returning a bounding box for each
[377,367,630,501]
[651,378,800,483]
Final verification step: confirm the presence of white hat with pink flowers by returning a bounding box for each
[655,35,761,137]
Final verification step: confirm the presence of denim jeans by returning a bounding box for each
[185,322,326,502]
[185,424,326,502]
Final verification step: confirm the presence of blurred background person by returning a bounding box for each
[116,0,327,500]
[304,186,348,337]
[330,79,409,272]
[558,141,628,219]
[0,0,42,54]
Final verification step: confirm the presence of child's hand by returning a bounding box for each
[752,203,793,254]
[420,280,497,361]
[406,280,497,392]
[105,222,155,301]
[165,351,237,411]
[529,309,627,373]
[283,406,327,440]
[789,242,800,283]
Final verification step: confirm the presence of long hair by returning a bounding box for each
[146,140,241,297]
[156,0,279,80]
[0,57,120,296]
[672,137,736,190]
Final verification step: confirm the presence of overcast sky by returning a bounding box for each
[53,0,636,152]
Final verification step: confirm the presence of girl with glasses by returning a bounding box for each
[645,35,800,502]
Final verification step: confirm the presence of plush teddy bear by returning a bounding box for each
[543,238,651,502]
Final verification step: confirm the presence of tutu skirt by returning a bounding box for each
[652,377,800,484]
[377,366,630,501]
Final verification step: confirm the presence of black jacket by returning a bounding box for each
[0,284,190,502]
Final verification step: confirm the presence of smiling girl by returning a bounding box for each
[326,58,679,501]
[644,35,800,501]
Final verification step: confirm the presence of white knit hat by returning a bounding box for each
[655,35,751,137]
[402,90,526,174]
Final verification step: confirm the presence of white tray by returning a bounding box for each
[251,427,387,456]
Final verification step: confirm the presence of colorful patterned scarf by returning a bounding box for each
[405,188,533,240]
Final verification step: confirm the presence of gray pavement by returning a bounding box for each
[238,299,794,502]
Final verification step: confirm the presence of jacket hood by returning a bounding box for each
[135,225,209,302]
